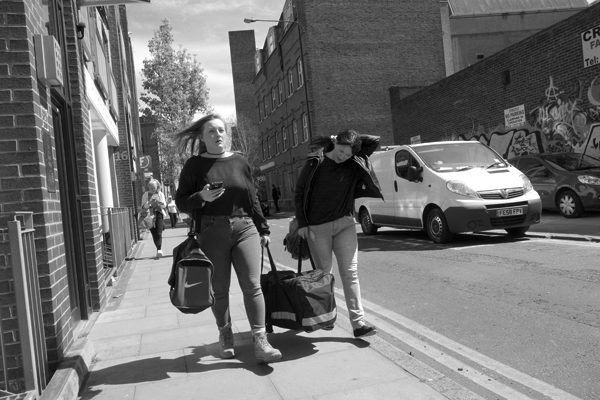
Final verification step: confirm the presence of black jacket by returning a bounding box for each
[294,135,383,228]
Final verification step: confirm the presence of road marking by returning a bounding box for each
[353,294,581,400]
[264,255,581,399]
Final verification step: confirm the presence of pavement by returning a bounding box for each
[70,211,600,400]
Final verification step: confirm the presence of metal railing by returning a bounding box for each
[1,212,48,397]
[101,208,135,282]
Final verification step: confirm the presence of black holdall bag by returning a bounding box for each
[283,217,309,260]
[261,240,337,332]
[168,214,214,314]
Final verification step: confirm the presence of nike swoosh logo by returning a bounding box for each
[184,281,203,289]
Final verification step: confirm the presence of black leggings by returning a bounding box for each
[150,212,164,250]
[169,212,178,228]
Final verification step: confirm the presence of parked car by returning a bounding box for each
[355,141,542,243]
[507,152,600,218]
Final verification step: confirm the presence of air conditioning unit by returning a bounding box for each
[34,35,64,87]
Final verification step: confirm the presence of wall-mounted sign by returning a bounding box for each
[504,104,525,128]
[43,131,57,193]
[79,0,150,6]
[410,135,421,144]
[581,24,600,69]
[139,155,152,173]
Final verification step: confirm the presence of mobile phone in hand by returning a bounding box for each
[209,181,224,190]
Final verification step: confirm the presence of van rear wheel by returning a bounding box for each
[426,208,452,244]
[359,209,378,235]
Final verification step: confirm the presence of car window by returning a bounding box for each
[518,158,551,179]
[395,150,420,180]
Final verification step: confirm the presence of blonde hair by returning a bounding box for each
[173,113,231,155]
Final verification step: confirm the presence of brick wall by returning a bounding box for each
[229,30,258,124]
[300,0,447,146]
[392,3,600,159]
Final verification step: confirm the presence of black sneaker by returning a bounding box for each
[353,325,377,338]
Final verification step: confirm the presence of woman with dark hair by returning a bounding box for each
[295,130,383,338]
[173,114,281,363]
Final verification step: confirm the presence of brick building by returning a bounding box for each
[0,0,145,396]
[441,0,589,75]
[391,2,600,161]
[230,0,447,210]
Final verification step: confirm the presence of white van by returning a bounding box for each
[355,141,542,243]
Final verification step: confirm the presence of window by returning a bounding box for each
[272,88,277,110]
[254,51,263,74]
[297,59,304,87]
[278,81,284,105]
[518,158,551,179]
[293,120,299,147]
[282,126,288,150]
[264,95,269,116]
[395,150,420,180]
[302,113,309,142]
[283,0,293,32]
[268,135,273,158]
[262,140,266,161]
[267,28,276,57]
[258,101,263,122]
[288,70,294,96]
[275,130,281,154]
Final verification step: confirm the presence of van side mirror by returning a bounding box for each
[407,166,422,182]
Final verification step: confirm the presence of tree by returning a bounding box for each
[228,113,262,172]
[140,19,211,187]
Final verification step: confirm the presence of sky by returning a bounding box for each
[125,0,286,120]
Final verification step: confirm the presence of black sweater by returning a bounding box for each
[175,154,269,236]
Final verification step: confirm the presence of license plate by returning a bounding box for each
[495,208,523,217]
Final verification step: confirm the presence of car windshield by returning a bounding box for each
[544,153,600,171]
[413,142,506,172]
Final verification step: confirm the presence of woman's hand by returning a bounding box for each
[298,227,308,239]
[260,235,271,247]
[200,184,225,202]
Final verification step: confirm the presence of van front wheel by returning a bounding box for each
[426,209,452,244]
[359,209,378,235]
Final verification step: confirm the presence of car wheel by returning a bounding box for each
[505,226,529,237]
[426,208,453,244]
[557,190,583,218]
[359,209,378,235]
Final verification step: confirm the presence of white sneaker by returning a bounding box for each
[218,324,235,359]
[156,250,163,258]
[254,333,281,363]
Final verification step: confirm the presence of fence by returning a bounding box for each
[0,212,48,399]
[101,208,135,284]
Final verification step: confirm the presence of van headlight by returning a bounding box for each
[578,175,600,185]
[520,174,533,193]
[446,181,480,198]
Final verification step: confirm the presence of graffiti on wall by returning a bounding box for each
[458,76,600,158]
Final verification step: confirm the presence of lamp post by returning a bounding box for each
[245,17,312,209]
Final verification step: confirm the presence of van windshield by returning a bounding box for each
[413,142,506,172]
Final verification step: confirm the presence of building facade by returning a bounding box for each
[0,0,145,395]
[391,3,600,160]
[441,0,589,75]
[231,0,447,210]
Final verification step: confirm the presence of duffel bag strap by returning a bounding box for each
[297,238,316,273]
[262,244,281,281]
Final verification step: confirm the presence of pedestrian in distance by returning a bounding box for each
[140,179,167,258]
[295,130,383,338]
[174,113,282,363]
[166,196,179,229]
[271,184,281,213]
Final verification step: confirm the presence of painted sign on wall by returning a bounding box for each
[504,104,525,128]
[581,24,600,68]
